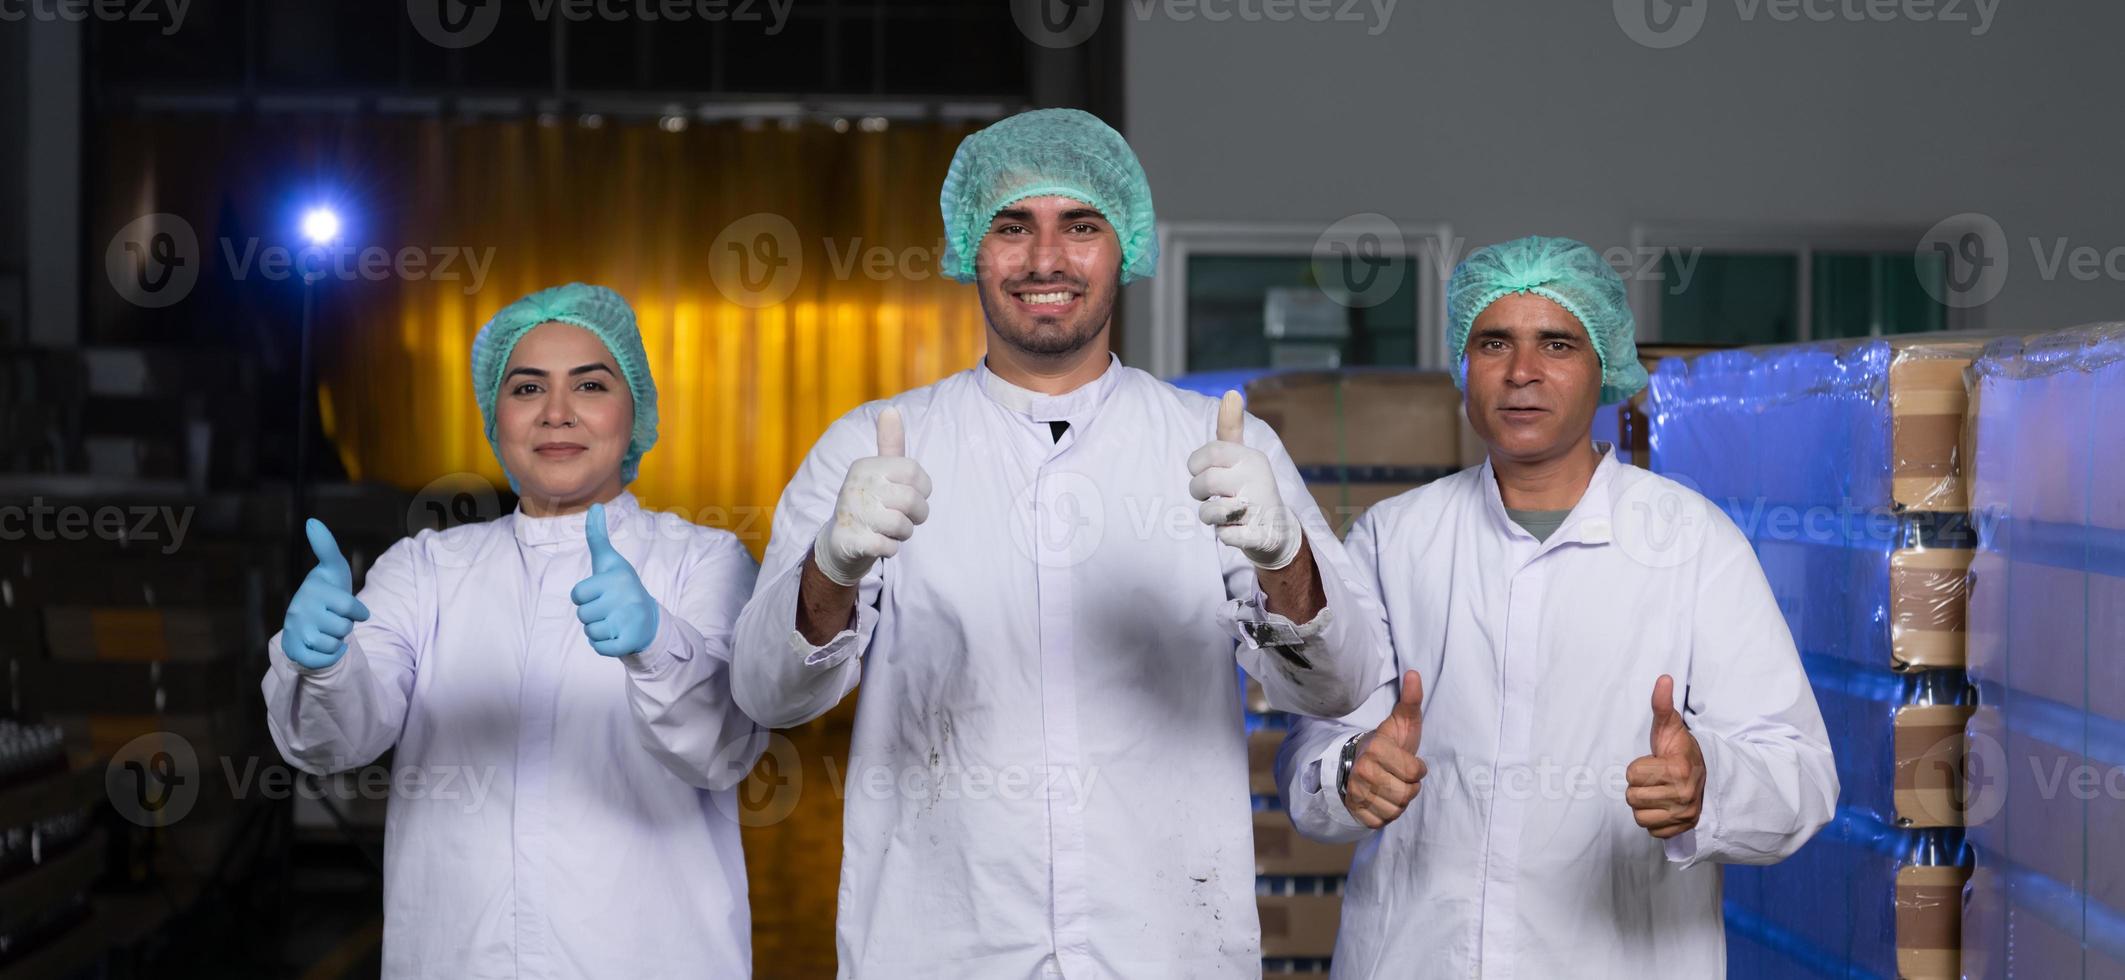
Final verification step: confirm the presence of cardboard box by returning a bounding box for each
[1883,339,1985,512]
[1253,810,1356,876]
[1246,371,1465,470]
[1891,703,1974,827]
[1305,481,1420,537]
[1258,893,1342,958]
[1249,729,1283,796]
[1896,863,1966,979]
[1889,548,1973,670]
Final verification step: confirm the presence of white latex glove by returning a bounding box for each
[1187,390,1302,570]
[812,407,933,587]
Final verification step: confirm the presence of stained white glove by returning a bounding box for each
[812,407,933,587]
[1188,390,1302,570]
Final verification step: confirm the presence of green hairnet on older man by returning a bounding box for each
[1446,234,1650,406]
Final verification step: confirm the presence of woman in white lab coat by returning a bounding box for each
[262,283,766,978]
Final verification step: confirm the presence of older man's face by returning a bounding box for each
[973,195,1122,358]
[1462,293,1604,466]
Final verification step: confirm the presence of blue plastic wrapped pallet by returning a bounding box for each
[1648,335,1991,980]
[1960,323,2125,979]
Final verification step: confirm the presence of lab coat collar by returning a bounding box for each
[511,490,642,549]
[1479,443,1621,549]
[974,352,1123,424]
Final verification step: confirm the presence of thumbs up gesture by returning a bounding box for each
[570,503,661,658]
[1626,674,1708,839]
[811,407,934,587]
[1342,670,1428,829]
[1188,390,1301,570]
[282,519,371,670]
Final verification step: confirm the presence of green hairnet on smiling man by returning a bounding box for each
[1446,235,1649,405]
[938,107,1160,284]
[470,283,659,490]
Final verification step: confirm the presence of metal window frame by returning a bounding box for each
[1148,220,1452,378]
[1630,222,1983,343]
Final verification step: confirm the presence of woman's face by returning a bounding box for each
[494,322,633,512]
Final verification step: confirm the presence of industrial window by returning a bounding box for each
[1635,227,1968,345]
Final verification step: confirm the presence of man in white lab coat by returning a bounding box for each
[263,285,766,977]
[1275,236,1838,978]
[730,108,1389,977]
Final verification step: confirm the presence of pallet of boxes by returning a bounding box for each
[1959,324,2125,977]
[1239,369,1474,975]
[1646,334,1989,980]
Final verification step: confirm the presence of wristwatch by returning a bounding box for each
[1335,732,1363,799]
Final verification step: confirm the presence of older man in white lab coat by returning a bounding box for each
[731,109,1389,978]
[1276,236,1838,978]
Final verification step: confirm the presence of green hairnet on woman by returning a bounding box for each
[261,283,768,976]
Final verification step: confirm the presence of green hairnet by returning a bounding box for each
[470,283,658,489]
[1446,235,1648,405]
[938,108,1158,284]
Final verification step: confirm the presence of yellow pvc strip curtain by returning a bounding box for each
[100,114,987,556]
[348,118,987,554]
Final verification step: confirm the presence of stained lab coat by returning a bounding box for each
[1276,448,1838,979]
[731,357,1390,978]
[262,492,767,979]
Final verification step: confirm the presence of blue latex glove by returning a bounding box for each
[283,519,371,670]
[571,503,661,658]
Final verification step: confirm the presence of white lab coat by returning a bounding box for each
[731,357,1390,978]
[1276,448,1837,979]
[261,492,768,979]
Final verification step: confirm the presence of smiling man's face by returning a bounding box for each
[1462,292,1604,466]
[972,194,1122,358]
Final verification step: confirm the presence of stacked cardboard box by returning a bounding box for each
[1244,371,1475,536]
[1959,324,2125,977]
[1648,334,1992,980]
[1243,677,1356,974]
